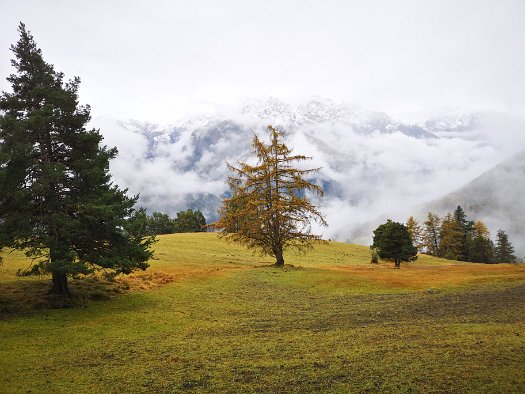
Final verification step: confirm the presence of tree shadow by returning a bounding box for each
[0,270,175,317]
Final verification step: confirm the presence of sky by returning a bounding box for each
[1,0,525,123]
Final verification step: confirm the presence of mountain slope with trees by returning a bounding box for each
[424,150,525,258]
[409,205,517,263]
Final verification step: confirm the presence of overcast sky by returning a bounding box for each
[1,0,524,122]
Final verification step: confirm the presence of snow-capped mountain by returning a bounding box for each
[424,113,480,132]
[239,97,438,138]
[126,97,440,143]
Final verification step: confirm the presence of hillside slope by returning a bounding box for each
[424,150,525,257]
[1,233,525,393]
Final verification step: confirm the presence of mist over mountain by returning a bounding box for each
[422,150,525,258]
[96,97,524,249]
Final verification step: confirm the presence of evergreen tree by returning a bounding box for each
[494,229,516,263]
[453,205,474,261]
[213,126,327,267]
[453,205,468,230]
[406,216,423,252]
[371,220,418,268]
[439,213,464,260]
[470,220,493,263]
[470,235,494,263]
[175,209,206,232]
[423,212,441,256]
[0,24,154,296]
[147,212,176,235]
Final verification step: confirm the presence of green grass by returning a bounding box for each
[1,233,524,393]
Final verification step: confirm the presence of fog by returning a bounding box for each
[1,1,525,122]
[94,100,525,255]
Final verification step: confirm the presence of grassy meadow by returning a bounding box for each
[1,233,524,393]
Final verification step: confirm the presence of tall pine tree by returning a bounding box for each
[470,220,493,263]
[453,205,474,261]
[372,220,418,268]
[0,24,155,296]
[494,229,516,263]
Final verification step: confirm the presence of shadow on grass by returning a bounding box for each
[0,270,175,316]
[254,262,306,270]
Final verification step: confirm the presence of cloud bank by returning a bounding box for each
[93,98,525,254]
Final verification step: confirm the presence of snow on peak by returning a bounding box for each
[424,113,481,132]
[240,97,299,127]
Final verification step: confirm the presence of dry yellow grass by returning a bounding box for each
[2,233,523,300]
[327,263,525,290]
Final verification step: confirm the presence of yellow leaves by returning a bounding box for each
[212,126,326,262]
[473,220,490,239]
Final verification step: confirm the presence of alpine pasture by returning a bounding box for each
[1,233,524,393]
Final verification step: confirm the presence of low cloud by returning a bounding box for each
[92,101,525,255]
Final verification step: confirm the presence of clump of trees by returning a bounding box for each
[175,209,207,233]
[213,126,326,267]
[0,24,155,296]
[371,220,418,268]
[135,209,207,235]
[407,206,517,263]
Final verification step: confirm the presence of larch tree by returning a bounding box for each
[406,216,423,252]
[213,126,327,267]
[0,24,155,296]
[472,220,491,239]
[439,213,464,260]
[423,212,441,256]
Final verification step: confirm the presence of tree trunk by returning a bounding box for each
[274,246,285,267]
[395,259,401,269]
[50,271,70,297]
